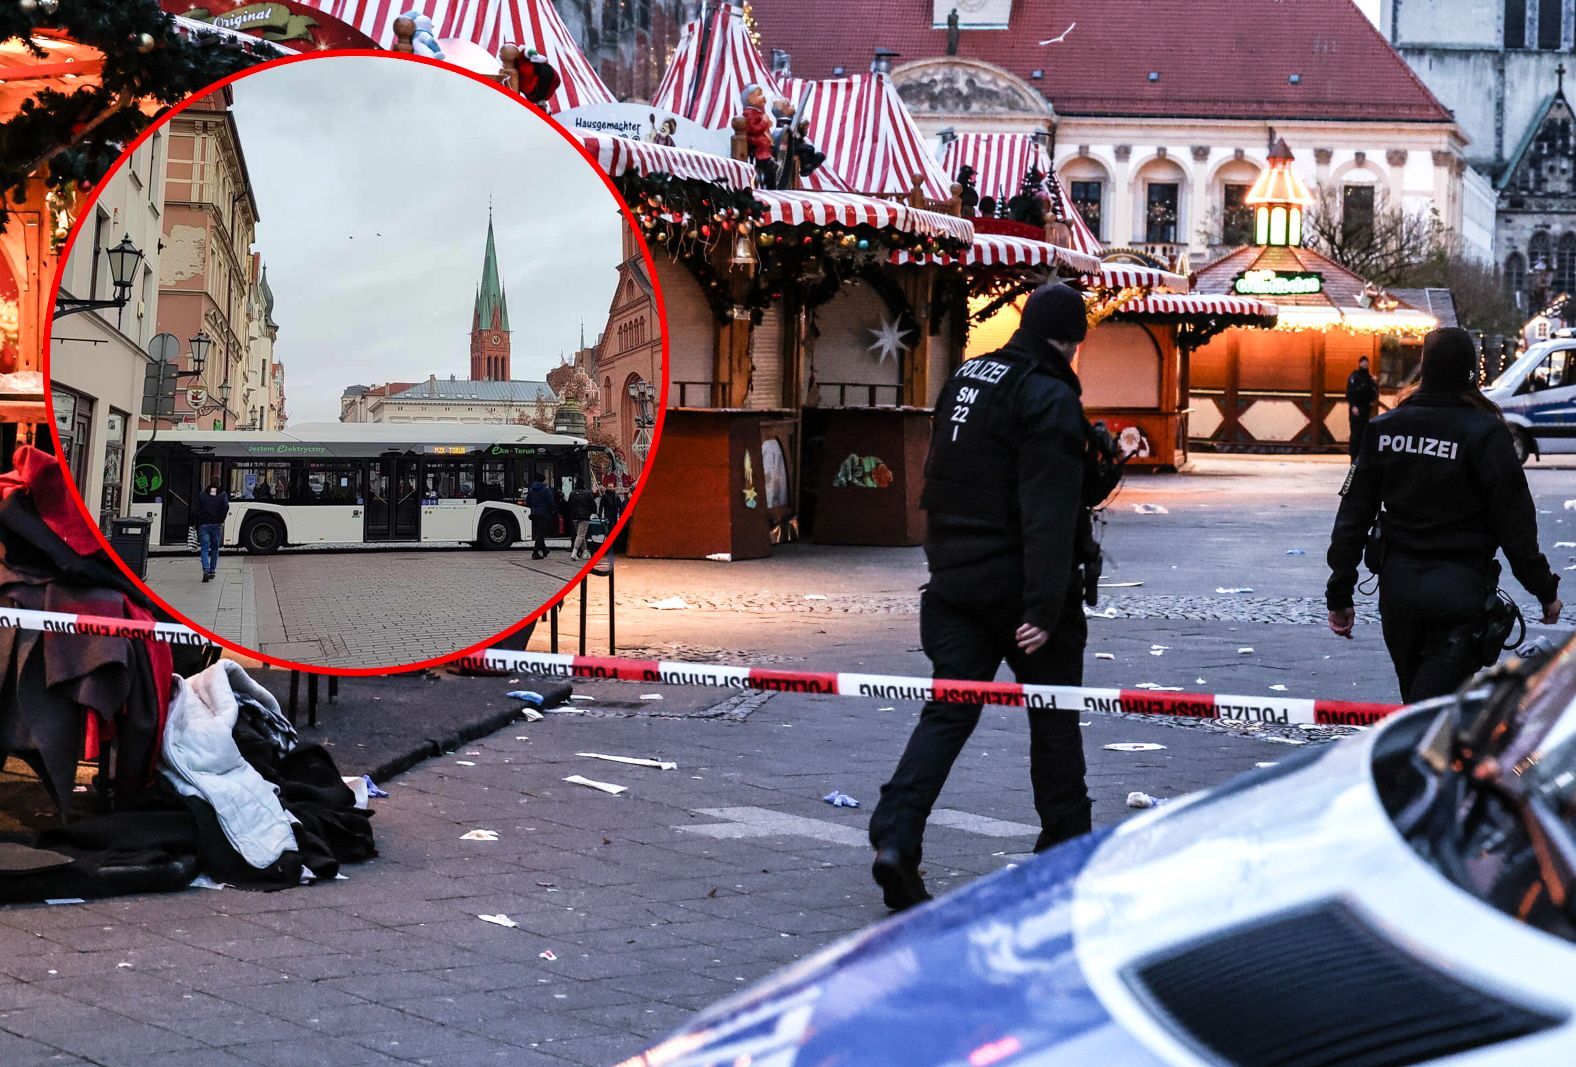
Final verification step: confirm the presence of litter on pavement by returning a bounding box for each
[477,914,518,928]
[647,596,692,609]
[1216,586,1254,594]
[1095,652,1115,660]
[1237,647,1255,654]
[576,753,677,770]
[1099,581,1144,588]
[1263,736,1308,746]
[362,775,390,798]
[1285,548,1306,555]
[563,775,627,795]
[822,791,861,808]
[454,760,476,767]
[188,874,229,890]
[1564,500,1576,511]
[570,695,596,702]
[705,553,732,562]
[1255,762,1279,769]
[803,594,829,600]
[460,830,499,841]
[44,898,84,905]
[640,693,664,700]
[1269,684,1289,692]
[1134,683,1183,691]
[1104,743,1167,753]
[539,949,558,961]
[506,691,546,707]
[1126,791,1165,809]
[1557,541,1576,548]
[1132,503,1169,514]
[518,708,544,722]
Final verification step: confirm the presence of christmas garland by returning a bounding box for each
[1,0,267,222]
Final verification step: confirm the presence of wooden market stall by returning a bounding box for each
[1185,141,1436,452]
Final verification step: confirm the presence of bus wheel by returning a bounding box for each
[1512,427,1535,466]
[241,516,284,554]
[478,512,517,550]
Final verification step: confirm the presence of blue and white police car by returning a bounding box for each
[621,642,1576,1067]
[1485,337,1576,464]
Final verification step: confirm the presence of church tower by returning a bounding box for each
[470,210,511,381]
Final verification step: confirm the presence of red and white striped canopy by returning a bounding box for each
[1117,294,1277,320]
[892,233,1100,274]
[1092,263,1191,293]
[653,3,776,131]
[940,133,1051,205]
[754,190,974,244]
[936,133,1102,258]
[578,133,756,190]
[294,0,614,112]
[781,73,954,201]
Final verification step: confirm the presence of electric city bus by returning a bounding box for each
[129,422,605,552]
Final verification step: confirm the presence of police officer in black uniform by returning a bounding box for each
[868,282,1094,910]
[1344,355,1379,461]
[1327,327,1563,702]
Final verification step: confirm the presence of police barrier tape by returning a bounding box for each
[0,605,1403,726]
[455,649,1403,727]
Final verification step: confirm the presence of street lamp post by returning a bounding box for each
[627,379,657,470]
[54,235,145,319]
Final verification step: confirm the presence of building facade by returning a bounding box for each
[340,375,556,423]
[754,0,1484,265]
[49,126,170,527]
[1385,0,1576,304]
[155,85,261,431]
[239,256,279,430]
[590,220,660,469]
[269,358,287,427]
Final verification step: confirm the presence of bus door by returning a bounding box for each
[162,453,196,544]
[366,455,421,541]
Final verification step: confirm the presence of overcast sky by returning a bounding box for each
[231,55,621,425]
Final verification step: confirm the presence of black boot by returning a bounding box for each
[871,847,931,911]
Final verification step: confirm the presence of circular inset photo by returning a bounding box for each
[46,52,663,672]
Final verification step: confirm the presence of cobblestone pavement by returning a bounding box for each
[0,682,1292,1067]
[148,544,582,669]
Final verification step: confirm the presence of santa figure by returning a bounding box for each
[516,48,561,106]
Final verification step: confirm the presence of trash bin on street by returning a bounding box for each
[108,516,152,579]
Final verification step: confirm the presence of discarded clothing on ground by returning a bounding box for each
[0,446,172,815]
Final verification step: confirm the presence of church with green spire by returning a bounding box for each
[469,210,511,381]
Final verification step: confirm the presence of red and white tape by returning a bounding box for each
[458,650,1402,727]
[0,605,211,646]
[0,605,1401,727]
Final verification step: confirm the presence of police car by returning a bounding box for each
[620,642,1576,1066]
[1484,336,1576,463]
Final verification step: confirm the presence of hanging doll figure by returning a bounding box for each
[516,48,561,107]
[398,10,445,58]
[741,83,780,188]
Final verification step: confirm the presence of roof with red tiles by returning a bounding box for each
[749,0,1454,124]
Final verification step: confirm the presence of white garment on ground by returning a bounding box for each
[160,661,298,869]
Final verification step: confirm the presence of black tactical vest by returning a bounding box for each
[921,350,1038,524]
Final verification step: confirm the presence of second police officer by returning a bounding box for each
[867,282,1110,911]
[1326,326,1563,702]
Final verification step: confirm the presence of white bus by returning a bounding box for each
[129,422,603,552]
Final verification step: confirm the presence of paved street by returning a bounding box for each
[147,543,582,669]
[4,456,1575,1066]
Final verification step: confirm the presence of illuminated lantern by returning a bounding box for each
[1244,138,1314,248]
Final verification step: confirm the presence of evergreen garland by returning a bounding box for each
[1,0,268,220]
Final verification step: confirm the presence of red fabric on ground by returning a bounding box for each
[0,445,106,557]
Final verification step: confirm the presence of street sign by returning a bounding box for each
[187,387,208,408]
[148,333,180,363]
[141,359,176,417]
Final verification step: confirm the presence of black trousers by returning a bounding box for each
[1378,556,1489,703]
[531,517,551,557]
[868,581,1091,863]
[1348,412,1370,459]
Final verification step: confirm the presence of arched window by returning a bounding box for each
[1556,232,1576,295]
[1505,252,1527,301]
[1530,230,1553,275]
[604,376,613,412]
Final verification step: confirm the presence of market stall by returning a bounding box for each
[1185,141,1436,453]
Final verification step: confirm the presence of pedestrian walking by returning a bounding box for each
[867,282,1105,911]
[526,474,557,560]
[1345,354,1380,461]
[599,483,623,528]
[195,481,229,583]
[1327,327,1563,702]
[567,480,596,559]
